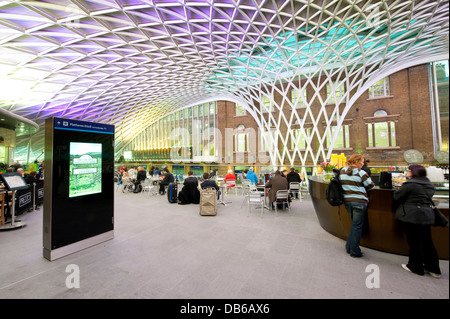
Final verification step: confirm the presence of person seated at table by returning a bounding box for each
[209,168,216,179]
[127,166,136,180]
[17,168,27,179]
[159,167,174,195]
[178,171,200,204]
[133,166,147,193]
[224,169,237,193]
[265,170,289,209]
[25,171,39,185]
[246,167,259,185]
[286,167,302,199]
[200,172,220,199]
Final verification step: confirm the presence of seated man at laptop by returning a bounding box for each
[159,167,174,195]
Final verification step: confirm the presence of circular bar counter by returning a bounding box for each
[309,176,449,260]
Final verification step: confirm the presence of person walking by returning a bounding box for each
[339,154,375,258]
[393,165,441,278]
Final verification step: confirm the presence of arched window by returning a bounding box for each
[366,109,398,148]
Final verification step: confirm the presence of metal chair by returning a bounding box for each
[225,179,238,195]
[289,182,300,200]
[274,190,291,216]
[240,183,257,207]
[140,178,154,196]
[300,178,309,199]
[240,180,252,196]
[247,190,265,217]
[121,177,135,193]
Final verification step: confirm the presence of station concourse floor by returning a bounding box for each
[0,184,448,300]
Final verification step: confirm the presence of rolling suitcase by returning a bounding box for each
[167,182,178,203]
[199,188,217,216]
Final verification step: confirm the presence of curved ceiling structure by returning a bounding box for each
[0,0,448,163]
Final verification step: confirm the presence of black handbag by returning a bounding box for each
[431,205,449,228]
[420,184,449,228]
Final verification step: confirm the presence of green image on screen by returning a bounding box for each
[69,142,102,198]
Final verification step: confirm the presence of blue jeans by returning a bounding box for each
[344,201,367,256]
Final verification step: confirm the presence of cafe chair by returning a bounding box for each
[247,190,265,217]
[289,182,300,200]
[274,190,291,216]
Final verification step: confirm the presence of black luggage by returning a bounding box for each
[167,182,178,203]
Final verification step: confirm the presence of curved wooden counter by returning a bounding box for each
[309,176,449,260]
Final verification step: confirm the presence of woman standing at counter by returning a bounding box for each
[339,154,375,258]
[393,165,441,278]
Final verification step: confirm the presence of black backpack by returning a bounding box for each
[326,169,344,206]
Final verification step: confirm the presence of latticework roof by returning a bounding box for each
[0,0,448,163]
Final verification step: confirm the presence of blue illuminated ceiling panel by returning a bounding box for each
[0,0,448,157]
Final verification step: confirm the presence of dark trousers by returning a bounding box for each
[133,180,142,192]
[159,181,169,194]
[405,223,441,275]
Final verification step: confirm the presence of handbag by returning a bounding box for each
[419,183,449,227]
[431,205,449,228]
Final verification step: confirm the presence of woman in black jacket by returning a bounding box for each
[393,165,441,278]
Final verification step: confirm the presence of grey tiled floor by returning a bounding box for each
[0,186,448,299]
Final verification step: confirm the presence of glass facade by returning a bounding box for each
[122,102,218,162]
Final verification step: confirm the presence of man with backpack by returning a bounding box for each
[339,154,375,258]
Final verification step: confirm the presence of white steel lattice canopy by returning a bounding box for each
[0,0,448,164]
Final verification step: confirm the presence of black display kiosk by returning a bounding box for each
[43,117,115,261]
[0,173,28,230]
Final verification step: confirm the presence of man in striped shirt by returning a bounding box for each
[339,154,375,258]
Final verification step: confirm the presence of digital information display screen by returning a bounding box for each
[44,117,115,261]
[69,142,102,198]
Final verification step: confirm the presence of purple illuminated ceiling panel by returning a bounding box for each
[0,0,447,159]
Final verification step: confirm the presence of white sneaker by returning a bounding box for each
[401,264,411,273]
[425,270,441,279]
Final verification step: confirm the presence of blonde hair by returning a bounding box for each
[227,169,233,174]
[347,154,364,166]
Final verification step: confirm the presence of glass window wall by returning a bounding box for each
[430,59,449,151]
[123,102,218,162]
